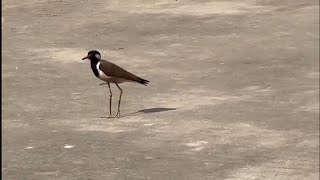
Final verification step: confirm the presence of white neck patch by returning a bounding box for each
[95,53,101,60]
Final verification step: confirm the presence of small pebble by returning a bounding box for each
[64,144,75,149]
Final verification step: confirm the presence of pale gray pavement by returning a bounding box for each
[2,0,319,179]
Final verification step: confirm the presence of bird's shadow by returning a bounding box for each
[138,107,177,113]
[122,107,177,117]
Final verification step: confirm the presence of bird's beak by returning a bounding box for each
[82,55,89,60]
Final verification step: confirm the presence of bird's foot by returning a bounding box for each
[101,115,116,118]
[101,114,121,118]
[115,112,121,118]
[99,83,107,86]
[100,110,121,119]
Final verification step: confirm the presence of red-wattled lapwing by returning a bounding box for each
[82,50,149,118]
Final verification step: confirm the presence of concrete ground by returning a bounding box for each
[2,0,319,179]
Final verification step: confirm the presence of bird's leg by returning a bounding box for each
[102,82,114,118]
[107,83,113,117]
[115,83,123,118]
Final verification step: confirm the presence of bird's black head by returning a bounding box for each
[82,50,101,62]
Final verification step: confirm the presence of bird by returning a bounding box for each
[82,50,149,118]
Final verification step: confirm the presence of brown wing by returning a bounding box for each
[99,60,141,82]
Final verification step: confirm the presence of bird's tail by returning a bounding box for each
[138,77,149,86]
